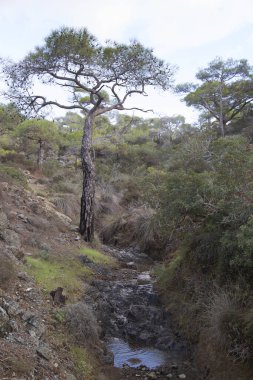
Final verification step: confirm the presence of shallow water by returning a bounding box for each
[107,337,169,369]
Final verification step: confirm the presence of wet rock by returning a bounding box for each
[137,272,151,284]
[139,331,155,342]
[103,351,114,364]
[126,261,137,269]
[156,336,175,350]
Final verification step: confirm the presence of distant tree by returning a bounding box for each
[56,111,83,133]
[2,26,175,241]
[15,119,60,170]
[177,57,253,136]
[148,115,194,144]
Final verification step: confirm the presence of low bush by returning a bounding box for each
[42,159,62,176]
[0,164,27,187]
[53,180,80,194]
[51,195,80,220]
[65,302,100,347]
[203,289,252,362]
[0,344,35,378]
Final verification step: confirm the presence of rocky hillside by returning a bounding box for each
[0,171,113,380]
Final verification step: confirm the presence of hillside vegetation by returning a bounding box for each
[1,53,253,379]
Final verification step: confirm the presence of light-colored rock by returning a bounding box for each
[65,373,77,380]
[148,372,157,379]
[0,306,10,337]
[36,343,52,361]
[0,182,9,191]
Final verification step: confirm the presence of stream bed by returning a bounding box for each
[82,247,199,379]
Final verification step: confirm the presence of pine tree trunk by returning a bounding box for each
[219,112,225,137]
[219,86,225,137]
[37,139,45,170]
[79,114,95,242]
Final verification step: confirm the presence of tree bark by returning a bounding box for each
[79,113,95,241]
[219,85,225,137]
[219,109,225,137]
[37,139,45,170]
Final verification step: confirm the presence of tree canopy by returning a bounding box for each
[177,57,253,136]
[2,26,176,117]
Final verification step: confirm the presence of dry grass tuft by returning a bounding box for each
[95,183,122,216]
[65,302,101,347]
[100,205,160,252]
[51,194,80,221]
[203,289,238,346]
[202,289,252,362]
[0,342,35,378]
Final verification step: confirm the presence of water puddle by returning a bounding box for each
[107,337,169,369]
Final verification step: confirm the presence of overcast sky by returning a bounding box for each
[1,0,253,122]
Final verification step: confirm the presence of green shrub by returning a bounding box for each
[0,164,27,187]
[53,180,79,194]
[42,159,62,176]
[0,148,16,157]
